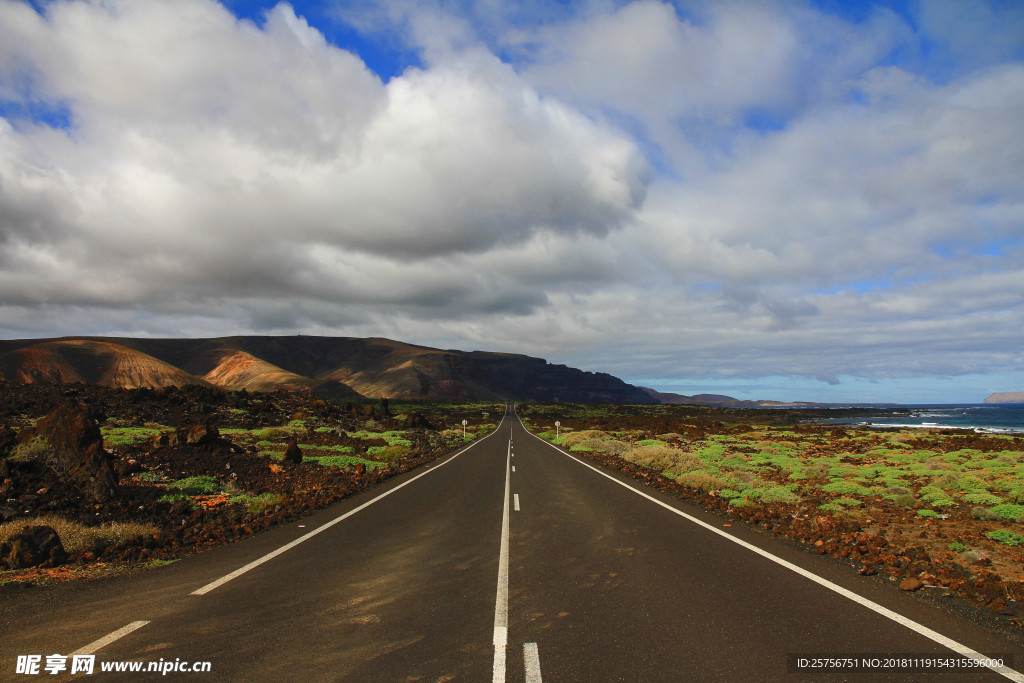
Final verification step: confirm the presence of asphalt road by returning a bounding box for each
[4,406,1023,681]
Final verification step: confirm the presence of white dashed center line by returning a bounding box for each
[524,642,543,682]
[71,620,150,656]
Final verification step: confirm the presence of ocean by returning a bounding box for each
[816,403,1024,434]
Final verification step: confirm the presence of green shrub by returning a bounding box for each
[947,542,968,552]
[367,444,411,460]
[962,492,1002,505]
[102,427,162,446]
[957,476,989,492]
[167,475,220,496]
[986,529,1024,547]
[746,485,800,505]
[917,510,939,518]
[157,493,193,505]
[988,503,1024,521]
[992,483,1024,503]
[919,485,957,508]
[822,480,872,496]
[228,493,285,514]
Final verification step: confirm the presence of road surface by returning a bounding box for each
[4,406,1022,680]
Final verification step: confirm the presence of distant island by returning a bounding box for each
[638,387,822,407]
[984,392,1024,404]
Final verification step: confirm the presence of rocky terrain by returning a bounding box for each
[520,403,1024,630]
[0,383,498,585]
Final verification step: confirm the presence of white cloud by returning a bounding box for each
[0,0,647,312]
[1,0,1023,402]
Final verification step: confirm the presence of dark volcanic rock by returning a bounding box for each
[1,525,68,569]
[408,412,436,430]
[186,421,220,445]
[283,438,303,465]
[0,425,16,459]
[19,399,118,502]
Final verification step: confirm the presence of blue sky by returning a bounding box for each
[1,0,1022,403]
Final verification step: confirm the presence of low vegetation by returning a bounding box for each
[0,515,159,557]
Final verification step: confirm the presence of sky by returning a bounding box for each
[0,0,1022,403]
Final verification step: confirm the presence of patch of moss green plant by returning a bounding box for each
[300,444,354,454]
[988,503,1024,520]
[102,426,163,446]
[985,529,1024,547]
[822,480,873,496]
[227,493,285,513]
[745,485,800,505]
[962,492,1002,505]
[366,444,411,460]
[167,475,220,496]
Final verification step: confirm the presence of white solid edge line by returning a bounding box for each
[492,438,512,683]
[524,642,543,683]
[191,415,508,596]
[519,419,1024,683]
[71,620,150,656]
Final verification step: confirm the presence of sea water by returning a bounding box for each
[820,404,1024,434]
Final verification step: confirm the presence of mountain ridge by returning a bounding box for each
[0,335,655,404]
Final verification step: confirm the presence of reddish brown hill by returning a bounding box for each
[0,340,203,389]
[200,350,323,393]
[0,336,655,403]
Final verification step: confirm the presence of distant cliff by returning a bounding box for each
[984,392,1024,404]
[0,335,656,404]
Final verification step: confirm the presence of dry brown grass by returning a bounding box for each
[0,515,159,556]
[562,430,631,455]
[676,470,732,492]
[623,445,704,477]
